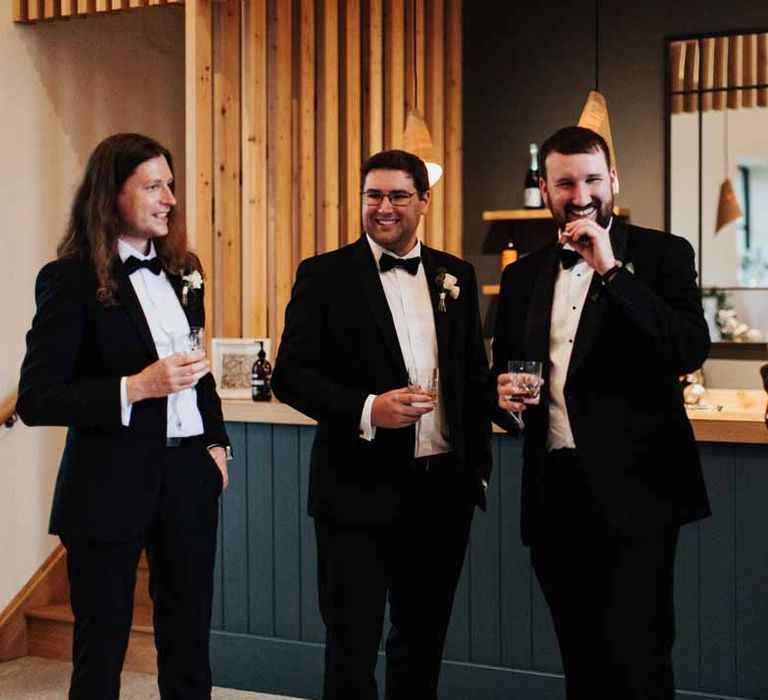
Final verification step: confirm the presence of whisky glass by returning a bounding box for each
[505,360,542,429]
[408,368,439,408]
[187,326,205,354]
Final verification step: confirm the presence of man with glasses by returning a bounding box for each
[273,150,491,700]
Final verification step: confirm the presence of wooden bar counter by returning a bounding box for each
[213,388,768,700]
[223,387,768,443]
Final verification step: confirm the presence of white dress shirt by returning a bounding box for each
[118,239,205,438]
[547,219,613,451]
[359,235,451,458]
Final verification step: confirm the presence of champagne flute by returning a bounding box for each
[505,360,542,430]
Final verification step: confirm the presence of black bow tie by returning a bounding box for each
[124,255,162,276]
[379,254,420,275]
[558,248,582,270]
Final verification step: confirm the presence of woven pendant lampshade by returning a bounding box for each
[577,90,619,188]
[716,178,743,231]
[402,109,443,187]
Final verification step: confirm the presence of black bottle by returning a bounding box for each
[251,342,272,402]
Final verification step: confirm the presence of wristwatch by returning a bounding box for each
[601,260,624,284]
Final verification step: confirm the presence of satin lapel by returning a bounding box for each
[566,220,629,380]
[352,238,408,380]
[609,218,630,264]
[421,245,452,381]
[524,245,559,366]
[115,266,158,360]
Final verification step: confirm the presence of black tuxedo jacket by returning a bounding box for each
[491,221,711,543]
[17,255,229,541]
[272,237,492,524]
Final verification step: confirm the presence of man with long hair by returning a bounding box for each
[18,133,231,699]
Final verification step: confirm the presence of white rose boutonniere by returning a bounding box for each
[181,270,203,306]
[435,268,460,312]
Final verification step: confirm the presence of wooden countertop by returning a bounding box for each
[683,389,767,444]
[222,388,768,445]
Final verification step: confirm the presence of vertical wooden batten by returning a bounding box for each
[758,33,768,107]
[443,0,461,256]
[343,0,362,244]
[727,35,739,109]
[683,41,697,113]
[669,41,684,115]
[298,0,316,264]
[185,0,214,334]
[712,36,726,111]
[213,0,242,337]
[700,38,713,112]
[425,0,444,251]
[741,32,754,109]
[385,0,405,150]
[318,0,340,254]
[415,0,425,111]
[11,0,27,22]
[367,0,384,156]
[241,0,268,337]
[271,0,293,342]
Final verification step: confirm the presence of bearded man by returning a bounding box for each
[492,126,710,699]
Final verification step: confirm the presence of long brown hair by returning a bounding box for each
[57,133,198,304]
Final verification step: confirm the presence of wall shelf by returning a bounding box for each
[482,207,630,222]
[481,206,631,257]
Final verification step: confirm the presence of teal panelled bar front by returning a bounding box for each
[210,421,768,700]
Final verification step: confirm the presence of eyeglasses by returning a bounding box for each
[361,190,418,207]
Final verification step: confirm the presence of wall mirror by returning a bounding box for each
[667,31,768,349]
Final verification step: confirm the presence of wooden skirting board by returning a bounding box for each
[0,545,68,661]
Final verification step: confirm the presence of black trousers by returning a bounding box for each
[62,440,222,700]
[314,454,475,700]
[529,449,679,700]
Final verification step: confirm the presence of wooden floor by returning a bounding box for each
[0,656,307,699]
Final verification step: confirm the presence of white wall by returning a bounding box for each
[0,2,184,611]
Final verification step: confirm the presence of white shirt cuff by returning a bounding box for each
[120,376,133,427]
[359,394,377,441]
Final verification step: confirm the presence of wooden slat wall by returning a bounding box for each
[12,0,179,22]
[669,32,768,115]
[184,0,462,348]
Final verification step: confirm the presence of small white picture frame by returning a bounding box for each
[211,337,271,399]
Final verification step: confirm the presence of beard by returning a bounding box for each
[551,195,614,230]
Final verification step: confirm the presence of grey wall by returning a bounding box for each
[463,1,768,303]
